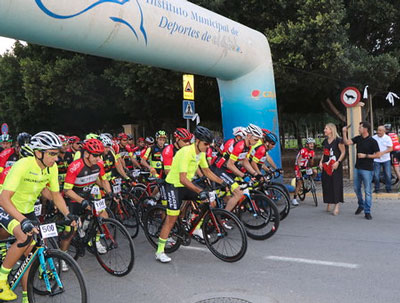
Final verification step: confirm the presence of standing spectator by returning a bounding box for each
[319,123,346,215]
[384,124,400,184]
[372,125,393,193]
[342,122,380,220]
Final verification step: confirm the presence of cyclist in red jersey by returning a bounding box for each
[0,134,20,178]
[292,138,316,206]
[131,137,146,163]
[61,139,114,266]
[66,136,81,157]
[384,124,400,181]
[248,129,279,175]
[118,133,140,170]
[206,137,223,166]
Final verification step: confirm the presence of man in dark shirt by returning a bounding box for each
[343,121,380,220]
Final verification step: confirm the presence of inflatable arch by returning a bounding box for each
[0,0,281,165]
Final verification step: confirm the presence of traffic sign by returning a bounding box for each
[183,74,194,100]
[183,100,195,119]
[340,87,361,108]
[1,123,8,134]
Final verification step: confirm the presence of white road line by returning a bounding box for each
[181,246,209,252]
[265,256,359,269]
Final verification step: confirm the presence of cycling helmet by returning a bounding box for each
[155,130,167,139]
[233,126,247,138]
[100,133,113,140]
[99,134,113,147]
[1,134,12,142]
[127,134,134,140]
[137,137,145,142]
[194,126,214,143]
[112,140,120,154]
[17,132,31,146]
[82,139,104,154]
[68,136,81,144]
[85,133,99,140]
[174,128,193,141]
[246,124,263,138]
[20,144,34,157]
[30,131,62,150]
[306,138,316,144]
[145,137,155,144]
[384,124,392,132]
[58,134,68,144]
[118,133,128,140]
[263,129,278,144]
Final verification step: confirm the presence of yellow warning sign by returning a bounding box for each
[183,74,194,100]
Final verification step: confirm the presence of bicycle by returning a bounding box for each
[143,193,248,263]
[0,221,88,302]
[298,167,319,206]
[55,199,135,277]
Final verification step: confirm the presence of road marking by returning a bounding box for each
[181,246,209,252]
[265,256,359,269]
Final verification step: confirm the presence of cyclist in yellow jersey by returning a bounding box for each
[155,126,228,263]
[0,131,77,302]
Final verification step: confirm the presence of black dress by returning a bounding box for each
[321,138,344,204]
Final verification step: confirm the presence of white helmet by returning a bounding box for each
[99,134,113,147]
[306,137,316,144]
[246,124,263,138]
[233,126,247,139]
[30,131,62,150]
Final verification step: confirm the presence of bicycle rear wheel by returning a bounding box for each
[28,249,88,303]
[113,199,140,239]
[203,209,247,262]
[263,185,290,221]
[143,205,182,253]
[94,218,135,276]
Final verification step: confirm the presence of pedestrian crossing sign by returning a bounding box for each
[183,74,194,100]
[183,100,195,119]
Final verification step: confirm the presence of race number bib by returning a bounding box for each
[91,186,100,195]
[209,191,216,202]
[113,184,121,194]
[94,199,106,212]
[40,223,58,239]
[306,168,313,175]
[34,204,42,217]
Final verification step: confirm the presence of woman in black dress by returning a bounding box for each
[319,123,346,215]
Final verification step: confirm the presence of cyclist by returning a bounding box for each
[248,129,279,175]
[219,126,247,156]
[0,134,19,177]
[155,126,227,263]
[66,135,81,159]
[206,136,223,166]
[141,131,167,177]
[61,138,114,265]
[384,124,400,182]
[131,137,146,164]
[0,131,77,303]
[118,133,140,170]
[212,124,264,211]
[57,134,74,185]
[292,138,316,206]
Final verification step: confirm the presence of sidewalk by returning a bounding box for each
[283,178,400,200]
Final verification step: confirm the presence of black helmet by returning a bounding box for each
[194,126,214,143]
[17,132,31,146]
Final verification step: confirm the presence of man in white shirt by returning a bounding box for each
[373,125,393,193]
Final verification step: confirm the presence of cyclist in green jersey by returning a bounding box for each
[0,131,78,302]
[155,126,228,263]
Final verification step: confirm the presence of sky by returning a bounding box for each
[0,36,19,54]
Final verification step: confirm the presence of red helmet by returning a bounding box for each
[112,141,120,154]
[118,133,128,140]
[82,139,104,154]
[68,136,81,144]
[174,128,193,141]
[137,137,145,142]
[58,134,67,143]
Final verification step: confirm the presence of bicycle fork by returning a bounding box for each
[38,247,63,293]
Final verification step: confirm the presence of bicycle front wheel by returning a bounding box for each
[310,179,318,207]
[28,249,88,303]
[263,185,290,221]
[94,218,135,276]
[203,209,247,262]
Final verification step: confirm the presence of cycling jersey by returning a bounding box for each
[143,145,165,173]
[162,143,179,171]
[0,148,19,173]
[0,166,11,191]
[214,139,250,169]
[295,148,315,167]
[166,144,208,188]
[101,150,118,180]
[119,145,134,169]
[388,132,400,151]
[57,152,74,183]
[131,146,146,162]
[248,140,267,165]
[64,158,106,202]
[206,146,219,165]
[1,157,59,214]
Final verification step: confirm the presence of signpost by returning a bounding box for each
[183,74,195,131]
[341,87,363,180]
[1,123,8,135]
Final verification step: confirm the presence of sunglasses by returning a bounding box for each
[91,153,102,157]
[46,151,60,157]
[202,142,211,146]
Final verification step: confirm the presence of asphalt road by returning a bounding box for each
[77,194,400,303]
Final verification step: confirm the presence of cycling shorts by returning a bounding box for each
[0,208,37,236]
[295,166,307,180]
[391,151,400,167]
[210,166,235,186]
[164,183,198,216]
